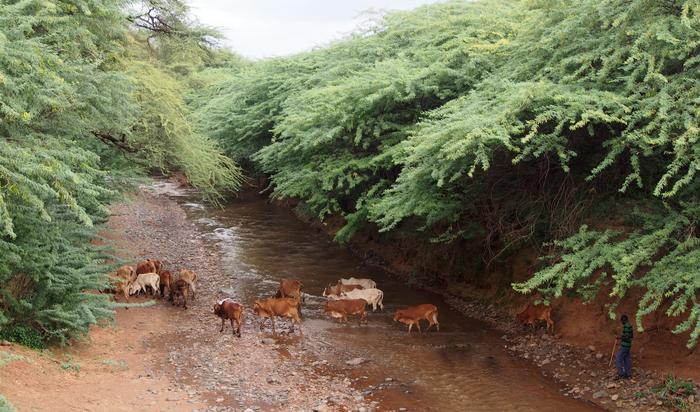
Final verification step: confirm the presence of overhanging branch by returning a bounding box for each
[91,131,139,153]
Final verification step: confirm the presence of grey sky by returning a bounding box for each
[187,0,443,59]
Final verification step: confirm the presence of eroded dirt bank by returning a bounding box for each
[289,198,700,411]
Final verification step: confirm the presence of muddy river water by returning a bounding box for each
[172,190,599,412]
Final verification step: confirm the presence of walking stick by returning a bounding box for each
[608,339,617,367]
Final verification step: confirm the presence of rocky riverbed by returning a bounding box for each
[112,186,374,411]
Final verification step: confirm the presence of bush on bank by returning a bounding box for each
[194,0,700,347]
[0,0,241,345]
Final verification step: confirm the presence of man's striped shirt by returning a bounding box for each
[621,322,633,348]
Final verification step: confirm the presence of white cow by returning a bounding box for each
[340,288,384,312]
[338,277,377,290]
[129,272,160,296]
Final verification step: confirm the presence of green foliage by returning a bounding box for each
[0,326,46,350]
[515,204,700,346]
[652,375,697,410]
[194,0,520,239]
[0,0,129,346]
[200,0,700,346]
[0,395,15,412]
[124,40,244,202]
[0,0,241,346]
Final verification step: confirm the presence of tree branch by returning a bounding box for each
[91,131,139,153]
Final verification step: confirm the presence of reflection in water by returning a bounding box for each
[180,196,599,412]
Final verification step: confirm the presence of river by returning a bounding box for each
[162,184,600,412]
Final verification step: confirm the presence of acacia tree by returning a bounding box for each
[0,0,241,345]
[0,0,130,345]
[200,0,700,346]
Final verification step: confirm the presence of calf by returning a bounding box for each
[179,269,198,300]
[340,288,384,311]
[516,303,554,332]
[322,283,363,298]
[129,272,160,296]
[324,299,367,325]
[170,279,190,309]
[393,304,439,333]
[253,297,302,335]
[214,298,243,337]
[159,270,173,299]
[338,277,376,289]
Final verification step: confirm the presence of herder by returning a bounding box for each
[615,314,633,379]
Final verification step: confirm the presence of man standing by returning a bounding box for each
[615,314,633,379]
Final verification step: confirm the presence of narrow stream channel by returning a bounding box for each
[159,183,600,412]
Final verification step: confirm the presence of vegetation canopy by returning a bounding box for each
[193,0,700,347]
[0,0,242,345]
[4,0,700,349]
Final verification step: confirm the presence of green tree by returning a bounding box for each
[202,0,700,346]
[0,0,241,345]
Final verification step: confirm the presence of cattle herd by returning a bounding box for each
[109,258,198,309]
[109,260,441,337]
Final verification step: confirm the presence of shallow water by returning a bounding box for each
[180,195,600,412]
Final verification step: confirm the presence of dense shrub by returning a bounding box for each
[0,0,241,345]
[197,0,700,346]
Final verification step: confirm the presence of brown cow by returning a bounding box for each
[159,270,173,299]
[275,279,304,301]
[275,279,304,316]
[324,299,367,325]
[322,283,363,298]
[117,265,136,283]
[108,269,132,301]
[516,303,554,332]
[393,304,439,333]
[179,269,198,300]
[136,259,163,276]
[253,297,302,335]
[170,279,190,309]
[214,299,243,337]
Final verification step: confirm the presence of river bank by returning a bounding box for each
[287,196,700,411]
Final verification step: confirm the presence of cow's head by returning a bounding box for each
[322,284,338,297]
[252,300,264,316]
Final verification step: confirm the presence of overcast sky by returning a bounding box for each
[187,0,443,59]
